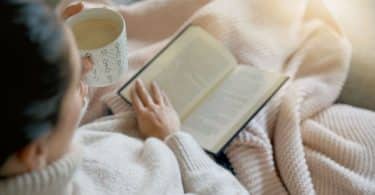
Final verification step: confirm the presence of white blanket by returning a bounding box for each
[60,0,375,194]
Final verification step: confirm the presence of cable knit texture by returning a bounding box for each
[56,0,375,194]
[0,117,248,195]
[20,0,372,194]
[1,0,373,194]
[0,148,81,195]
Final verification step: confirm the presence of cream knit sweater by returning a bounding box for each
[56,0,374,194]
[0,114,248,195]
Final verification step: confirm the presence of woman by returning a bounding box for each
[0,0,247,194]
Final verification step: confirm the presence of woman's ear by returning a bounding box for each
[16,137,49,172]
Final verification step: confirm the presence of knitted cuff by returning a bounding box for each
[164,132,215,172]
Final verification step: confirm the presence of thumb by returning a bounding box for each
[62,2,84,20]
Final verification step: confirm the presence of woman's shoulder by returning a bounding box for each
[74,113,177,163]
[77,111,142,137]
[70,123,182,195]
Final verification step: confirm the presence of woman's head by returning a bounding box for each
[1,0,86,176]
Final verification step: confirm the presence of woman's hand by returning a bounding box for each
[61,2,94,79]
[81,56,93,79]
[61,2,84,20]
[61,1,108,20]
[131,79,181,140]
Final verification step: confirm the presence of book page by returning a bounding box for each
[120,26,236,119]
[182,66,286,153]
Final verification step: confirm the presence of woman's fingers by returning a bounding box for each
[131,86,145,113]
[133,79,172,109]
[151,81,163,105]
[81,56,94,78]
[79,81,89,97]
[62,2,84,20]
[162,91,172,107]
[135,80,154,107]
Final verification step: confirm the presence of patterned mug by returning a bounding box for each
[66,7,128,87]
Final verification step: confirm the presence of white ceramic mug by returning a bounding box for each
[66,7,128,87]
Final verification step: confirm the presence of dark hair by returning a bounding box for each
[1,0,71,166]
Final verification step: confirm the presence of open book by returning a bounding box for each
[118,25,288,155]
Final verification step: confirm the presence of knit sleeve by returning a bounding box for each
[164,132,249,195]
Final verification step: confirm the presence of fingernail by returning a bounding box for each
[138,79,145,86]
